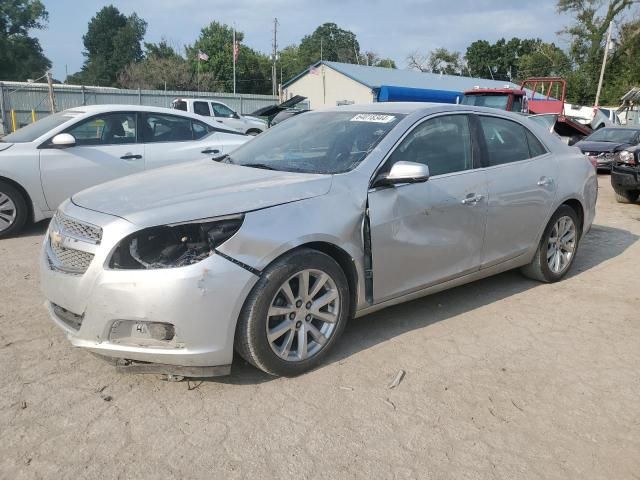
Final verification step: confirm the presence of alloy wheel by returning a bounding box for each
[266,269,340,362]
[0,192,17,232]
[547,215,577,274]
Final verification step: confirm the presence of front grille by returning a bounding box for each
[55,213,102,244]
[48,241,94,274]
[51,303,84,331]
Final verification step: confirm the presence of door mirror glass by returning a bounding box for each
[51,133,76,147]
[374,161,430,187]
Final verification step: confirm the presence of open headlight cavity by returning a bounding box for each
[109,215,244,269]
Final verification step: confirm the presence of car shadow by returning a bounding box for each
[179,224,640,385]
[10,219,50,238]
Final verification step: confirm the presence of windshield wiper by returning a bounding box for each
[212,153,232,163]
[241,163,279,171]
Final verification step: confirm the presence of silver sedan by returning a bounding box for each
[40,103,597,378]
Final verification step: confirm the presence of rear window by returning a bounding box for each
[172,100,188,112]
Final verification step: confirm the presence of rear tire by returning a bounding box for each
[614,189,639,204]
[0,181,28,238]
[521,205,580,283]
[235,248,350,377]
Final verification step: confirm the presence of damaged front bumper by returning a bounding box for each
[41,202,259,376]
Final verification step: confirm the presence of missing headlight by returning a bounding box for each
[110,216,244,269]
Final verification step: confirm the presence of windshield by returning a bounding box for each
[585,128,639,143]
[225,111,405,174]
[2,111,78,143]
[461,94,509,110]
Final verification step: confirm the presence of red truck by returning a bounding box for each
[461,77,592,143]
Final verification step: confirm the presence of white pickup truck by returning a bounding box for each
[171,98,267,135]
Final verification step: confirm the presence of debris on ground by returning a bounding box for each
[383,398,396,410]
[20,401,27,409]
[339,386,354,391]
[388,369,405,389]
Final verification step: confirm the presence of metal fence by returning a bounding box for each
[0,81,278,134]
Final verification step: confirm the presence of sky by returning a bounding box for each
[34,0,576,81]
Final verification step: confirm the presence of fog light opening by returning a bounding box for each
[109,320,176,347]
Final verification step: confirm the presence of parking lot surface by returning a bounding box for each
[1,176,639,479]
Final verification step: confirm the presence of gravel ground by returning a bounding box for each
[1,175,639,480]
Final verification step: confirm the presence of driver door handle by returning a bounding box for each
[462,194,484,205]
[120,154,142,160]
[201,148,221,155]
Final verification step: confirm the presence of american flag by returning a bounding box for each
[233,40,239,63]
[197,50,209,61]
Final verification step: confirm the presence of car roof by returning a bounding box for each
[62,104,240,133]
[313,102,531,118]
[172,98,229,104]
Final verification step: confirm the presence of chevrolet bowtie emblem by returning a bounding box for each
[50,229,64,249]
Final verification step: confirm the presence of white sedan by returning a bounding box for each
[0,105,249,236]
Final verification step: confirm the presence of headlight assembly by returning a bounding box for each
[109,215,244,269]
[619,150,635,164]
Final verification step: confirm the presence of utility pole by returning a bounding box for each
[233,26,237,95]
[46,71,56,113]
[595,15,613,107]
[271,18,278,98]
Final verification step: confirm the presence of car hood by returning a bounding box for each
[72,159,332,227]
[576,140,632,153]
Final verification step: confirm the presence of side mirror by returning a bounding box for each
[233,112,240,119]
[373,161,430,187]
[51,133,76,148]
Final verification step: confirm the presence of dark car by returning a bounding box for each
[575,127,640,171]
[611,145,640,203]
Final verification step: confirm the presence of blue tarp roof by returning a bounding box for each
[283,61,520,93]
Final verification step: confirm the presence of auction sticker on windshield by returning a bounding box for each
[350,114,397,123]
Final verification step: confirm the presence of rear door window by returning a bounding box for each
[193,101,211,116]
[478,116,530,166]
[143,113,194,143]
[525,130,547,157]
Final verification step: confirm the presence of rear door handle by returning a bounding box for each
[201,148,221,155]
[120,154,142,160]
[461,194,484,205]
[537,177,553,187]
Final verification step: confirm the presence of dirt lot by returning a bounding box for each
[1,175,639,480]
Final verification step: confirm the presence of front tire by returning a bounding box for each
[0,181,28,238]
[614,189,639,204]
[235,248,350,376]
[521,205,580,283]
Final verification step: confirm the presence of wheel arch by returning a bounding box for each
[265,241,359,318]
[561,198,584,233]
[0,175,34,222]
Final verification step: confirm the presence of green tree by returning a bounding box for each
[118,55,198,90]
[408,48,464,75]
[557,0,635,103]
[0,0,51,80]
[69,5,147,86]
[465,38,543,81]
[298,23,361,67]
[188,21,270,94]
[514,42,571,79]
[144,39,181,60]
[362,51,396,68]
